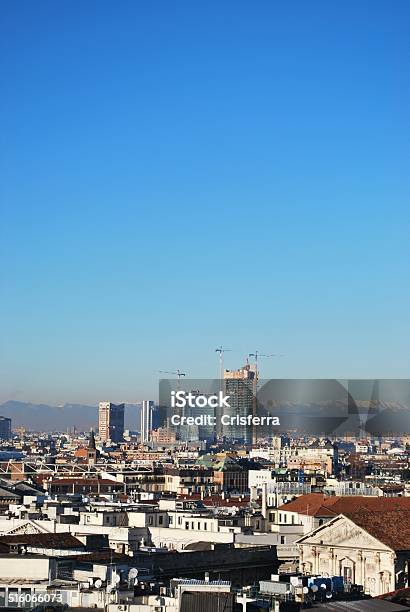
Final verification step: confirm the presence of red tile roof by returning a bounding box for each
[278,493,410,518]
[347,509,410,551]
[0,532,84,549]
[277,493,338,517]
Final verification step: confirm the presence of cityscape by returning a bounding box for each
[2,1,409,611]
[0,364,409,610]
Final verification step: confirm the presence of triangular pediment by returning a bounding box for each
[4,520,50,535]
[296,514,392,552]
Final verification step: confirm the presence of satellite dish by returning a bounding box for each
[321,583,327,589]
[326,593,333,599]
[303,587,309,594]
[311,585,319,593]
[113,574,121,584]
[95,579,102,589]
[128,568,139,580]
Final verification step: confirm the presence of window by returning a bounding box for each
[159,515,163,525]
[169,516,173,524]
[343,566,353,583]
[280,536,285,544]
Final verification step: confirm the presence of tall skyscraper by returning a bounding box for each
[223,363,257,444]
[141,400,154,443]
[0,417,12,440]
[98,402,124,443]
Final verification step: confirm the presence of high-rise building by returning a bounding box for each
[0,417,11,440]
[223,364,257,444]
[141,400,154,443]
[98,402,124,443]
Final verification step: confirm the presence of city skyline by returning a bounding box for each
[1,2,409,608]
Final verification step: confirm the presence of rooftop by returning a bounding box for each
[347,508,410,551]
[0,532,84,549]
[278,493,410,517]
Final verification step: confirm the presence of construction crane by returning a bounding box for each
[248,351,284,376]
[159,370,186,379]
[247,351,283,446]
[214,346,237,441]
[215,346,235,381]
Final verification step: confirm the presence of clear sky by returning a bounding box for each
[1,1,409,405]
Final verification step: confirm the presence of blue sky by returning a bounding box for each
[1,1,409,405]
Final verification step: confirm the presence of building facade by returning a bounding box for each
[0,417,11,440]
[141,400,154,443]
[223,364,257,444]
[297,509,410,597]
[98,402,124,443]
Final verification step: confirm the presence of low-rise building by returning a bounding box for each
[297,508,410,597]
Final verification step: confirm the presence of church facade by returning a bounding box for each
[296,512,410,597]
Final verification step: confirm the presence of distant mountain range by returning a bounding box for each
[0,401,142,432]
